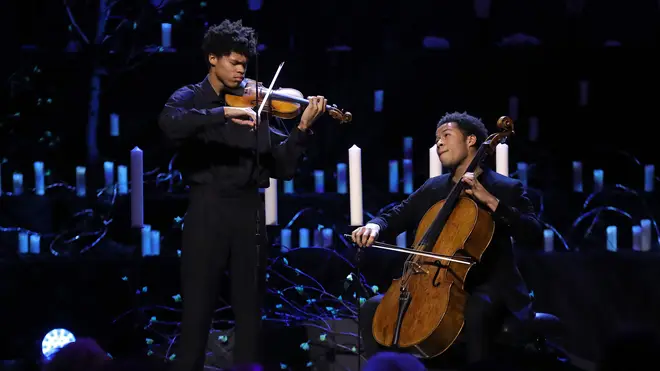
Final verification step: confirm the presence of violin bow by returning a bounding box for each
[343,234,474,265]
[257,61,285,117]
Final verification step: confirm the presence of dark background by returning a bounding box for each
[0,0,659,369]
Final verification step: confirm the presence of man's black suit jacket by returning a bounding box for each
[368,167,543,320]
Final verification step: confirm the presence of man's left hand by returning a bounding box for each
[298,96,327,131]
[462,172,499,212]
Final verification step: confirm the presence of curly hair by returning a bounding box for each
[202,19,257,59]
[437,111,489,147]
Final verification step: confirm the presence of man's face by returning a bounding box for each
[209,51,247,89]
[435,122,474,168]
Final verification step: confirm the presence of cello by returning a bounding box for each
[369,116,515,358]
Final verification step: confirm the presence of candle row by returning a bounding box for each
[18,231,41,255]
[573,162,655,193]
[277,228,409,252]
[543,219,653,252]
[279,228,334,252]
[266,143,509,226]
[0,161,132,197]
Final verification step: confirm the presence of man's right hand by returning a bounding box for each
[351,223,380,247]
[224,107,256,127]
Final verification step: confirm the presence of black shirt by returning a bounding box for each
[158,75,313,196]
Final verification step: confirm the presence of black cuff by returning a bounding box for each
[492,203,516,227]
[291,125,314,144]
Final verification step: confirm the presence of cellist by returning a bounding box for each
[351,112,543,365]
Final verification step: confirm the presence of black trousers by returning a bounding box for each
[174,185,268,371]
[359,285,521,365]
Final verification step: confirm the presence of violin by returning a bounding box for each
[369,116,515,358]
[224,78,352,124]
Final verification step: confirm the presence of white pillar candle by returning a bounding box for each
[644,164,654,193]
[130,147,144,227]
[110,113,120,137]
[29,233,40,254]
[33,161,45,196]
[640,219,652,252]
[299,228,310,248]
[336,163,347,194]
[314,170,324,193]
[13,172,23,195]
[606,225,617,252]
[572,161,583,192]
[543,229,554,252]
[593,169,604,193]
[161,23,172,48]
[508,96,519,121]
[265,177,277,225]
[118,165,128,195]
[632,225,642,252]
[76,166,86,197]
[403,159,413,194]
[349,145,363,226]
[429,144,442,178]
[579,80,589,107]
[104,161,114,194]
[495,143,509,176]
[150,230,160,256]
[141,225,152,257]
[18,232,28,254]
[528,116,539,142]
[389,160,399,193]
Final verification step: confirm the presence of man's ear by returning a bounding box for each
[467,134,477,147]
[208,53,217,67]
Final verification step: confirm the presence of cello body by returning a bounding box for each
[372,195,495,357]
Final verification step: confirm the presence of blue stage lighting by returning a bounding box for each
[42,328,76,360]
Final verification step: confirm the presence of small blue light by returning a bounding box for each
[247,0,262,11]
[403,159,413,195]
[284,179,294,194]
[336,163,347,194]
[422,36,450,50]
[314,170,324,193]
[389,160,399,193]
[403,137,413,159]
[374,90,384,112]
[299,229,310,248]
[593,169,604,193]
[572,161,583,192]
[517,162,528,188]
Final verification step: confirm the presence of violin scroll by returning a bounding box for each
[328,104,352,124]
[484,116,515,154]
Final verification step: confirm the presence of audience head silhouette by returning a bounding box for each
[42,338,110,371]
[363,351,426,371]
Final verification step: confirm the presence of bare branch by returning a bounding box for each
[64,1,90,44]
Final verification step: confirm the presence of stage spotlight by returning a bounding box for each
[41,328,76,360]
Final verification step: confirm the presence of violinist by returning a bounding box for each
[158,19,327,370]
[351,112,543,365]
